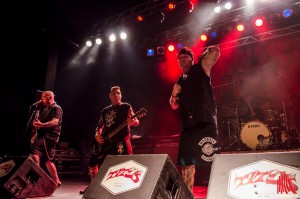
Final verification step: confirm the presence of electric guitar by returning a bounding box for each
[31,110,40,143]
[91,108,147,157]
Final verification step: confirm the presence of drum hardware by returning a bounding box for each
[263,109,279,128]
[228,102,244,151]
[281,130,300,149]
[280,100,300,149]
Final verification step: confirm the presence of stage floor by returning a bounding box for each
[27,175,207,199]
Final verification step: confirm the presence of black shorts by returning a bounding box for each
[177,122,219,166]
[31,137,57,160]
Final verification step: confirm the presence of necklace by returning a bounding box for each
[182,74,188,80]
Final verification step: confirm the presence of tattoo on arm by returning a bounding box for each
[202,46,220,70]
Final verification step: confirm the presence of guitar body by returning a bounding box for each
[91,138,112,156]
[90,108,147,162]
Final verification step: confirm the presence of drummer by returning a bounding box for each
[250,98,273,122]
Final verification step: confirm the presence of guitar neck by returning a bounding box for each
[102,108,146,142]
[106,121,128,140]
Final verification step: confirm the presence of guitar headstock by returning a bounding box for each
[133,108,147,119]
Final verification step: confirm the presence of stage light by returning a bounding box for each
[157,46,165,54]
[255,18,264,27]
[120,32,127,40]
[94,34,102,45]
[86,40,92,47]
[214,6,221,13]
[224,2,232,10]
[188,1,194,13]
[210,31,217,38]
[109,34,116,42]
[236,24,245,32]
[168,3,175,10]
[147,49,154,56]
[200,34,207,41]
[246,0,254,4]
[282,8,293,18]
[168,45,175,52]
[177,43,183,49]
[160,12,165,23]
[95,38,102,45]
[137,15,143,22]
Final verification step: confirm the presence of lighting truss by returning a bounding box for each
[218,24,300,50]
[92,0,187,33]
[132,0,299,48]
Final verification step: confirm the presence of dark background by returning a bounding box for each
[2,0,300,156]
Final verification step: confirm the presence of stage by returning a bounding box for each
[27,176,207,199]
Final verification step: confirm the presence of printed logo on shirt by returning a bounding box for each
[199,137,218,162]
[117,142,124,154]
[105,110,117,127]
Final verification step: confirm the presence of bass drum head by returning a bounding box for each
[240,120,271,149]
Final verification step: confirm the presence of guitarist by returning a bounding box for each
[31,90,62,187]
[80,86,139,194]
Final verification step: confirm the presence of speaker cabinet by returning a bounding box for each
[153,135,180,172]
[83,154,193,199]
[207,151,300,199]
[1,156,57,198]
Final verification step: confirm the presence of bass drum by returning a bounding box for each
[240,121,271,150]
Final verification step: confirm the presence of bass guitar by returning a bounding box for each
[91,108,147,157]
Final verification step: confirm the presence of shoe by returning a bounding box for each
[57,182,62,188]
[79,186,88,194]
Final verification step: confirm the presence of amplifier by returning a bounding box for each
[131,137,153,154]
[54,149,88,176]
[153,134,180,171]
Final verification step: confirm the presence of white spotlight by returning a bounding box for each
[224,2,232,10]
[109,34,116,42]
[86,40,92,47]
[214,6,221,13]
[246,0,254,5]
[95,38,102,45]
[120,32,127,40]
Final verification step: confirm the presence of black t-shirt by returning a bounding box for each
[176,63,217,129]
[100,102,131,144]
[37,102,63,142]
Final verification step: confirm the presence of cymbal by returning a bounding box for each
[222,102,250,117]
[221,106,236,116]
[224,101,247,108]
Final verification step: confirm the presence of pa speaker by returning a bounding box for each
[0,156,57,198]
[207,151,300,199]
[83,154,193,199]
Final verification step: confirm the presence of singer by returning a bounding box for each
[169,46,220,193]
[30,90,63,187]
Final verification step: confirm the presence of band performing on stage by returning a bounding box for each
[2,0,300,198]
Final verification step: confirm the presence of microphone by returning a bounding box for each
[31,100,42,106]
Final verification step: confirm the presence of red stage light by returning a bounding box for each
[236,24,244,32]
[200,34,207,41]
[168,3,175,10]
[255,18,264,27]
[168,45,175,52]
[137,15,143,22]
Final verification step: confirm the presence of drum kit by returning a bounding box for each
[221,100,300,151]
